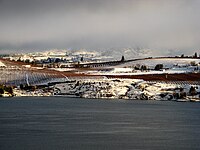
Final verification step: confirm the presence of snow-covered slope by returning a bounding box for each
[54,78,200,100]
[10,48,154,61]
[117,58,200,68]
[0,61,6,67]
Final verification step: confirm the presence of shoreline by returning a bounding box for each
[1,94,199,102]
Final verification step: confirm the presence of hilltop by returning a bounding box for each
[0,50,200,101]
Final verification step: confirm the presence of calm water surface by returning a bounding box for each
[0,97,200,150]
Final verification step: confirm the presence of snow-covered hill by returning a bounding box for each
[9,48,155,62]
[54,78,200,100]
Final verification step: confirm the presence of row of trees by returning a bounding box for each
[180,52,199,58]
[0,85,13,96]
[173,86,199,99]
[134,64,163,71]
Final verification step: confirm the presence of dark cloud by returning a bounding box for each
[0,0,200,55]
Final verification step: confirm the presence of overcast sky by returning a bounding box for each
[0,0,200,55]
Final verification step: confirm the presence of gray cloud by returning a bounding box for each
[0,0,200,55]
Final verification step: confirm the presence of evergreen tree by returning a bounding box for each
[121,56,125,62]
[0,87,4,94]
[194,52,198,58]
[189,86,196,96]
[155,64,163,70]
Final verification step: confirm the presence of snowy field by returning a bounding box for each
[0,61,6,67]
[118,58,200,68]
[85,58,200,75]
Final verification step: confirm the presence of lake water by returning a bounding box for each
[0,97,200,150]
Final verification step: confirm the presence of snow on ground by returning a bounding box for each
[117,58,200,69]
[87,67,199,76]
[54,78,200,100]
[0,61,6,67]
[84,58,200,75]
[50,68,75,72]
